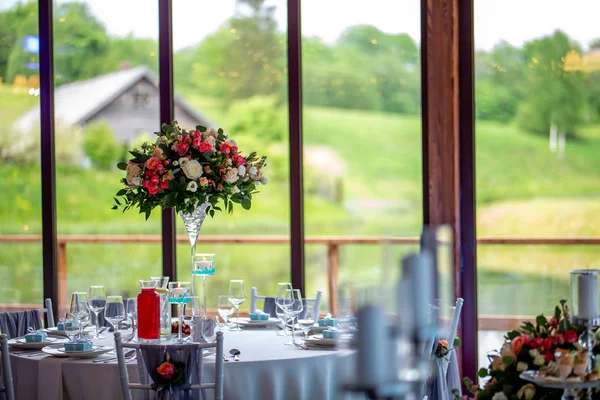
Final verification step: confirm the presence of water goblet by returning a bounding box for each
[69,292,90,338]
[298,307,316,340]
[275,297,289,336]
[228,280,246,332]
[169,282,191,343]
[126,298,137,334]
[105,296,126,334]
[63,318,80,342]
[217,295,234,328]
[282,289,303,346]
[88,286,107,339]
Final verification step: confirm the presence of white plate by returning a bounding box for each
[8,337,66,350]
[42,344,113,359]
[44,326,97,338]
[303,335,338,347]
[231,318,281,328]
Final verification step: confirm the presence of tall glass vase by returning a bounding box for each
[178,200,212,310]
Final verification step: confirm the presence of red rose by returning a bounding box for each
[542,338,553,352]
[160,180,169,189]
[192,137,201,149]
[157,362,175,379]
[533,337,543,349]
[544,352,554,363]
[234,155,246,166]
[150,175,160,185]
[199,142,212,153]
[183,134,192,144]
[563,330,578,344]
[219,143,232,154]
[176,142,189,155]
[145,156,163,171]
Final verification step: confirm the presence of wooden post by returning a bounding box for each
[327,243,340,316]
[57,241,67,317]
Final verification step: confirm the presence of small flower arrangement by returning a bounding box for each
[462,300,598,400]
[154,360,185,391]
[113,121,267,218]
[435,337,461,361]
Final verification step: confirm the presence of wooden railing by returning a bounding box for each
[1,234,599,330]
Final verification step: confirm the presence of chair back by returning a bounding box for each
[0,309,43,339]
[39,298,55,328]
[0,334,15,400]
[251,287,323,319]
[114,331,224,400]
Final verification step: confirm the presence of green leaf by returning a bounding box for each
[477,368,489,378]
[501,356,514,365]
[241,199,251,210]
[145,209,151,220]
[505,330,521,340]
[209,209,215,217]
[204,150,214,158]
[162,123,174,133]
[228,201,233,213]
[116,189,128,196]
[111,205,118,210]
[196,125,207,132]
[560,318,568,332]
[217,128,223,134]
[117,162,128,170]
[453,337,461,347]
[536,315,547,327]
[113,197,121,206]
[555,306,561,319]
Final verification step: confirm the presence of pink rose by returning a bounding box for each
[204,165,212,174]
[145,157,163,171]
[152,147,164,159]
[192,137,202,149]
[157,362,175,379]
[512,335,525,356]
[160,179,169,189]
[234,155,246,166]
[217,183,224,191]
[199,177,208,187]
[199,142,212,153]
[176,142,189,155]
[563,330,578,344]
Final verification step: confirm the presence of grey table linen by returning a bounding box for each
[9,329,359,400]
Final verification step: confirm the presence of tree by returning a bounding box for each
[517,30,586,135]
[83,121,120,169]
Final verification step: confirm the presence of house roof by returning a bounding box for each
[13,66,213,132]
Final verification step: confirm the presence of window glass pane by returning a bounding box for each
[0,1,43,312]
[475,0,600,366]
[53,0,161,314]
[301,0,422,312]
[173,0,290,310]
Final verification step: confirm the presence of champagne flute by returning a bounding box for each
[217,295,234,328]
[69,292,90,338]
[282,289,303,346]
[88,286,107,339]
[228,280,246,332]
[168,282,191,343]
[105,296,126,334]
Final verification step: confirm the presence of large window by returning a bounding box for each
[301,0,422,311]
[174,0,291,308]
[0,1,43,310]
[52,0,162,313]
[475,0,600,367]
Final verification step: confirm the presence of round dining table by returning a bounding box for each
[9,328,363,400]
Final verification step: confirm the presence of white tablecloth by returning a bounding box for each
[10,329,361,400]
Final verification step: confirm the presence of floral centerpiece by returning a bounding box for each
[463,300,599,400]
[113,121,267,218]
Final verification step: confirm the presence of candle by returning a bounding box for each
[578,274,598,320]
[196,259,213,270]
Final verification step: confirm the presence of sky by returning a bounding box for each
[3,0,600,51]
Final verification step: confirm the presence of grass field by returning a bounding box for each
[1,87,600,316]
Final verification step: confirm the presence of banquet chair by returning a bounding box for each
[40,298,55,328]
[250,287,323,319]
[114,331,224,400]
[0,334,15,400]
[0,306,45,339]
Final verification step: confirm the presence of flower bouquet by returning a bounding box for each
[464,300,600,400]
[154,360,185,394]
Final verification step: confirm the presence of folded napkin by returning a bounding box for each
[249,311,269,321]
[25,328,47,343]
[64,338,93,352]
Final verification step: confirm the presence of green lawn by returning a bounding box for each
[1,89,600,316]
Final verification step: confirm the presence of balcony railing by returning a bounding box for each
[2,234,599,330]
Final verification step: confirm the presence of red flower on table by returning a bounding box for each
[157,362,175,380]
[563,330,578,344]
[198,141,212,153]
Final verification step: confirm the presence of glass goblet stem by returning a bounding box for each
[178,304,184,341]
[290,314,296,344]
[236,306,240,330]
[93,311,100,338]
[203,277,207,319]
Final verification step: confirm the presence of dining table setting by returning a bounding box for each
[6,277,360,400]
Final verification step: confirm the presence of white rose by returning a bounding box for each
[230,186,240,195]
[249,166,258,176]
[238,165,246,176]
[226,158,233,166]
[224,168,238,184]
[261,177,268,186]
[529,349,540,358]
[205,136,216,147]
[230,139,237,146]
[181,160,203,179]
[492,392,508,400]
[126,175,142,187]
[186,181,198,192]
[533,355,545,366]
[204,128,218,139]
[517,362,528,372]
[518,384,536,400]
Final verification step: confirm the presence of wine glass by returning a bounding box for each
[69,292,90,338]
[105,296,126,334]
[201,318,218,344]
[63,317,80,342]
[183,296,202,342]
[282,289,303,346]
[228,280,246,332]
[168,282,191,343]
[217,295,234,328]
[298,307,315,340]
[275,297,289,336]
[275,283,292,335]
[275,282,292,299]
[88,286,107,339]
